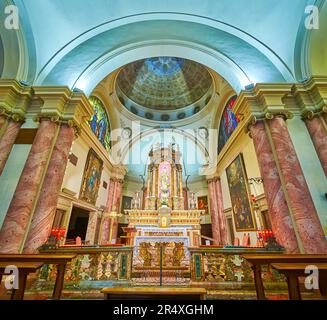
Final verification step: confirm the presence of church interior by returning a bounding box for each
[0,0,327,301]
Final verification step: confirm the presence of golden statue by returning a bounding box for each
[172,242,185,267]
[139,242,153,267]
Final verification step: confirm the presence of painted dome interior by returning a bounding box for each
[115,57,213,121]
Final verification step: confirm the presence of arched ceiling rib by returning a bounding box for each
[39,20,288,93]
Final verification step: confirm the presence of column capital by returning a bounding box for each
[32,87,93,129]
[290,76,327,117]
[0,79,33,121]
[302,105,327,120]
[245,111,293,135]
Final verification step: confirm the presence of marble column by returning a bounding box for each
[215,178,228,245]
[0,120,23,176]
[250,121,300,253]
[152,167,157,197]
[178,170,183,197]
[110,218,119,243]
[0,115,7,136]
[0,119,59,253]
[23,124,75,253]
[101,180,115,244]
[305,116,327,176]
[208,179,221,245]
[113,180,123,213]
[85,212,98,245]
[183,188,188,210]
[268,116,327,253]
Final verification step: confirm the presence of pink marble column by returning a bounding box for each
[323,113,327,125]
[0,119,59,253]
[100,180,115,244]
[250,121,300,253]
[0,115,7,133]
[305,117,327,176]
[23,124,75,253]
[0,120,22,176]
[113,181,123,213]
[111,180,123,243]
[208,180,221,245]
[268,117,327,253]
[111,219,119,243]
[215,178,228,245]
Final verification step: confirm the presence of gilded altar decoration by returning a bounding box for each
[89,96,111,152]
[80,149,104,205]
[139,242,153,267]
[226,154,256,231]
[173,242,185,266]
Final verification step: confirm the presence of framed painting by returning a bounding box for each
[226,154,256,232]
[197,196,209,215]
[121,196,133,214]
[80,149,104,205]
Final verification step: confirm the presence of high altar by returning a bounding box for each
[125,144,205,267]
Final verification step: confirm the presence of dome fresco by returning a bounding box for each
[116,57,213,113]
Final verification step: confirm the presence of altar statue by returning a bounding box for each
[172,242,185,266]
[139,243,153,267]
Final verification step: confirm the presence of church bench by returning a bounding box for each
[242,254,327,300]
[0,262,43,300]
[101,287,207,300]
[0,254,76,300]
[271,263,327,300]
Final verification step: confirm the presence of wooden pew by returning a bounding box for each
[0,254,76,300]
[272,263,327,300]
[102,287,207,300]
[0,262,43,300]
[242,254,327,300]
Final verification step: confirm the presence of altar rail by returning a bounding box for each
[189,247,285,285]
[32,246,133,291]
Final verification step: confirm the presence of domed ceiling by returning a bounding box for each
[116,57,213,121]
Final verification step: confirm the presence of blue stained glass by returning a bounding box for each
[218,96,239,153]
[89,96,111,152]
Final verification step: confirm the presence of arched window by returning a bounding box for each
[218,95,239,153]
[88,96,111,152]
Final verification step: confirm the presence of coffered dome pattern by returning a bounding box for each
[116,57,213,111]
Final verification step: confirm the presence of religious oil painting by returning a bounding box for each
[226,154,256,231]
[218,95,239,153]
[197,196,209,215]
[80,149,104,205]
[121,196,133,214]
[89,96,111,152]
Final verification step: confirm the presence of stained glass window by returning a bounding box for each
[88,96,111,152]
[218,96,239,153]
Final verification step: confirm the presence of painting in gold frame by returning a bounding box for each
[226,154,256,232]
[197,196,209,215]
[80,149,104,205]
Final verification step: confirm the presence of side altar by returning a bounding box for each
[125,144,205,271]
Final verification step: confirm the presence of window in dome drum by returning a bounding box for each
[145,112,154,119]
[178,112,186,120]
[194,106,200,114]
[161,114,170,121]
[130,106,138,115]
